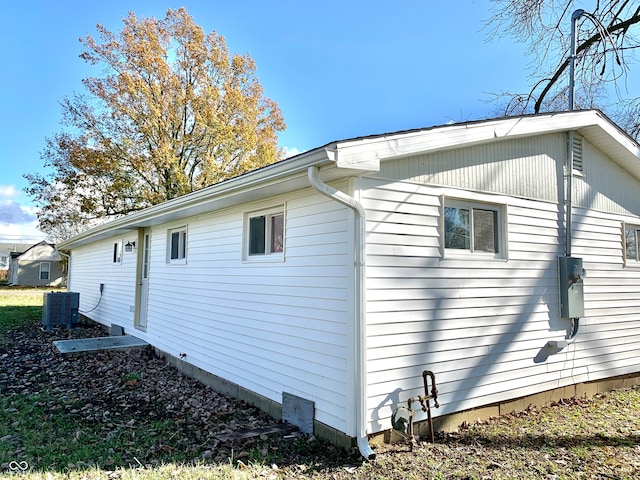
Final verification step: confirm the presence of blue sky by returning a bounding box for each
[0,0,532,242]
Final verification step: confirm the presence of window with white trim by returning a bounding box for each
[39,262,51,280]
[625,224,640,263]
[245,207,284,260]
[443,199,504,257]
[167,226,187,263]
[113,241,122,264]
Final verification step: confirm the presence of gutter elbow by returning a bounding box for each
[358,436,376,460]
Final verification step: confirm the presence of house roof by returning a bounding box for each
[58,109,640,251]
[0,242,35,256]
[11,241,60,261]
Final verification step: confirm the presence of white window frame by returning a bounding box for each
[39,262,51,280]
[624,223,640,266]
[442,198,506,259]
[244,205,285,262]
[113,241,122,264]
[167,226,188,264]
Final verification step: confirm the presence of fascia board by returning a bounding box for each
[333,114,571,167]
[576,114,640,180]
[334,110,640,169]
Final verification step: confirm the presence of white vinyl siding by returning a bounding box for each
[68,237,138,326]
[60,112,640,443]
[569,208,640,380]
[361,175,640,433]
[574,138,640,216]
[141,186,352,434]
[378,134,564,203]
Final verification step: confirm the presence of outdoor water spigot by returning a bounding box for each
[391,370,440,443]
[423,370,439,408]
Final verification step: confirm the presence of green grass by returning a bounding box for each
[1,391,191,470]
[6,464,257,480]
[0,388,214,472]
[0,287,49,337]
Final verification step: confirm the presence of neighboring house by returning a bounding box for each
[0,243,32,270]
[8,241,65,287]
[58,110,640,458]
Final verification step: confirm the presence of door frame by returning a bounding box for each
[134,227,151,330]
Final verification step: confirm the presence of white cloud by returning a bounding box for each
[0,220,45,243]
[281,146,304,159]
[0,185,20,202]
[0,201,36,224]
[0,184,46,242]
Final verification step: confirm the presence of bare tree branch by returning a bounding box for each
[487,0,640,139]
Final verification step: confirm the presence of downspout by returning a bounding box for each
[307,165,376,460]
[56,249,71,289]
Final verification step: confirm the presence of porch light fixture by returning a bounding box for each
[124,241,136,252]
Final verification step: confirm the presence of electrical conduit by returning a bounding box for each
[307,165,376,460]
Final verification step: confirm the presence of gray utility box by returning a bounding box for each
[42,292,80,331]
[558,256,585,318]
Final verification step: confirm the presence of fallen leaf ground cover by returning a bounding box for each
[1,286,639,479]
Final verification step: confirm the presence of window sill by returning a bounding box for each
[243,253,285,263]
[441,251,507,262]
[167,259,187,265]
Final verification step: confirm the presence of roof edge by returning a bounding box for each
[58,146,334,250]
[59,110,640,250]
[333,109,638,163]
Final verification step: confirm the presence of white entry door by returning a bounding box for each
[137,229,151,329]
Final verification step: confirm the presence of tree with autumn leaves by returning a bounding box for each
[26,8,285,240]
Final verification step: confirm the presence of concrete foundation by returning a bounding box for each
[152,346,640,451]
[154,347,355,450]
[370,372,640,446]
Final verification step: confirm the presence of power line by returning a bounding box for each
[0,235,47,243]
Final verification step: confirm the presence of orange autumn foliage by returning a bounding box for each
[26,8,285,240]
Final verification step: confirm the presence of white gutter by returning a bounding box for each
[307,165,376,460]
